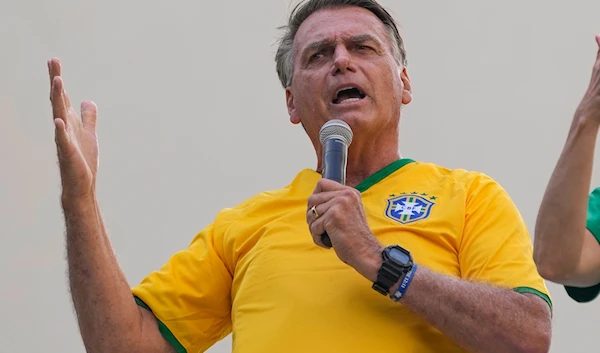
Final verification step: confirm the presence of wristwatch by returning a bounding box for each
[372,245,414,296]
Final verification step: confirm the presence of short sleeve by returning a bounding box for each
[458,174,552,311]
[131,222,233,353]
[586,187,600,241]
[564,187,600,303]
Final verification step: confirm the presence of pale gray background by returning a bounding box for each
[1,0,599,352]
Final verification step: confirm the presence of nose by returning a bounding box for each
[331,45,355,75]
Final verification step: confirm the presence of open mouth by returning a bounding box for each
[332,87,366,104]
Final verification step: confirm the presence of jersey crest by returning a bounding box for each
[385,193,435,225]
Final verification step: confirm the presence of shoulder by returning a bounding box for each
[410,160,502,193]
[213,168,318,228]
[407,161,516,213]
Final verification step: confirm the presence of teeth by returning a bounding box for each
[339,97,361,104]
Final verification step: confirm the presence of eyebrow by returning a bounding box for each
[301,34,383,57]
[349,34,381,45]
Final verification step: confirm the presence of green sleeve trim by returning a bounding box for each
[134,296,187,353]
[513,287,553,312]
[564,282,600,303]
[560,189,600,303]
[355,158,416,193]
[586,188,600,243]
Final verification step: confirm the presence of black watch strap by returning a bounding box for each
[372,245,413,296]
[372,261,403,295]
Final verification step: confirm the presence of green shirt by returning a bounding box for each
[564,187,600,302]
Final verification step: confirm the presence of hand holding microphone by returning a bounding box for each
[306,120,384,275]
[310,119,353,248]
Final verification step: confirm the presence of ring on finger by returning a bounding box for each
[311,205,320,219]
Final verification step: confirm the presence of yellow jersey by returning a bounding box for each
[131,158,551,353]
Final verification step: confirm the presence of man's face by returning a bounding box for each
[286,6,412,145]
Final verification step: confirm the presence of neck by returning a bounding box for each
[315,133,401,188]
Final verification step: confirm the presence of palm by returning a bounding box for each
[48,58,99,199]
[63,107,98,181]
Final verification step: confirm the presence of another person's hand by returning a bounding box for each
[48,58,99,203]
[306,178,383,281]
[575,35,600,124]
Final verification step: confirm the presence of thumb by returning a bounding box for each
[81,100,98,131]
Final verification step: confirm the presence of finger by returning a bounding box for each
[48,58,72,109]
[81,100,98,131]
[54,117,70,157]
[307,200,333,228]
[47,60,53,94]
[313,178,345,194]
[48,59,57,102]
[48,58,62,88]
[63,86,72,110]
[309,217,329,248]
[307,200,335,247]
[596,34,600,49]
[51,76,69,127]
[306,202,325,225]
[307,190,341,212]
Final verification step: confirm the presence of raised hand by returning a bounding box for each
[576,35,600,123]
[48,58,99,202]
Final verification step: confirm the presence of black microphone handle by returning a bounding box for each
[320,138,348,248]
[322,232,333,248]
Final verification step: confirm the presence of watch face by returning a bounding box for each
[389,248,410,264]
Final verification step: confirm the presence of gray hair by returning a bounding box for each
[274,0,408,88]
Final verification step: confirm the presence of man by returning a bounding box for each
[534,35,600,303]
[48,0,552,352]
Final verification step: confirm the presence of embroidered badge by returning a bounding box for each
[385,193,436,225]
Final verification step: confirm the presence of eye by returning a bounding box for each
[357,45,372,51]
[309,52,323,62]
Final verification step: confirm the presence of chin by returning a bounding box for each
[329,113,375,129]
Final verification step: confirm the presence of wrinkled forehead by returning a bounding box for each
[292,7,391,58]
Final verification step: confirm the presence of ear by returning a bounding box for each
[400,67,412,105]
[286,87,301,124]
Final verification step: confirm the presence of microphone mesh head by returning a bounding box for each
[319,119,353,146]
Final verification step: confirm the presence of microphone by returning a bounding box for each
[318,119,354,248]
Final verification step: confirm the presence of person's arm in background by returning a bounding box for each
[533,35,600,289]
[49,58,175,353]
